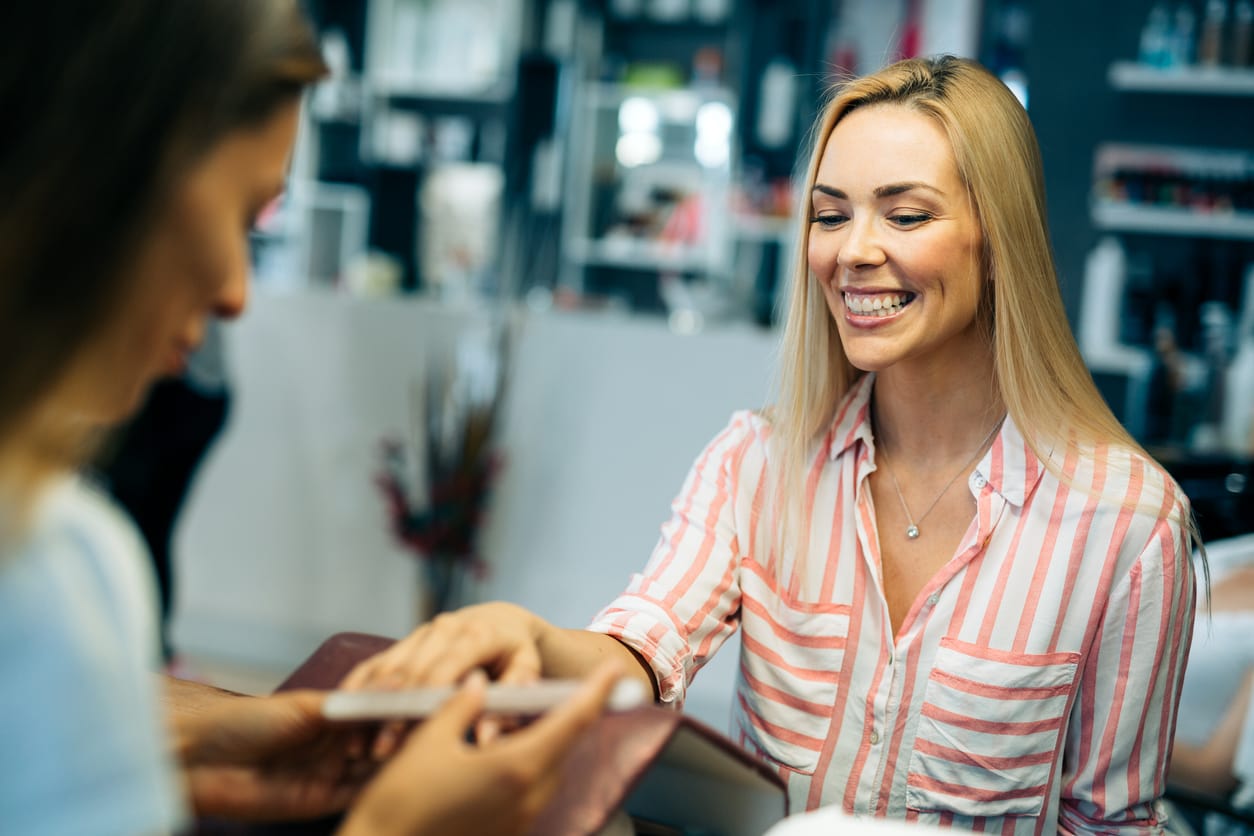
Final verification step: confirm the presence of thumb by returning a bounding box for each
[413,671,488,745]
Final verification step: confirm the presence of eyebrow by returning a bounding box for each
[812,181,945,199]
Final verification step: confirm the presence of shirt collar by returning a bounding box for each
[826,373,877,461]
[825,373,1044,508]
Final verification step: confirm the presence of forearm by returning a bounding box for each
[159,674,247,764]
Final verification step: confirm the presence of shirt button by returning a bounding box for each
[972,473,987,488]
[927,593,940,607]
[869,729,881,745]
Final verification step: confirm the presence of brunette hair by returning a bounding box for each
[0,1,327,508]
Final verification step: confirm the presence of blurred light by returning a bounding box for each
[1000,69,1029,110]
[696,101,733,137]
[694,101,733,169]
[616,132,662,167]
[618,96,659,134]
[694,135,730,169]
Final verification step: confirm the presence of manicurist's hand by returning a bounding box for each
[337,662,622,836]
[165,678,374,821]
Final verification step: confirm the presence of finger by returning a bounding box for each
[392,671,489,760]
[370,720,411,761]
[340,627,433,689]
[402,621,517,687]
[475,716,502,746]
[347,619,477,690]
[496,645,543,686]
[475,651,542,743]
[497,662,622,773]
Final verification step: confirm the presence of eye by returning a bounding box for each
[810,212,848,229]
[889,213,932,228]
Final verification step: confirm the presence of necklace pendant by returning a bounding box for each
[906,524,920,540]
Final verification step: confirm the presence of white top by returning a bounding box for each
[1175,534,1254,835]
[0,478,186,835]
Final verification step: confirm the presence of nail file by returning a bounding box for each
[322,678,648,721]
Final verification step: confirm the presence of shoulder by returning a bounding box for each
[2,478,160,664]
[0,481,183,833]
[678,411,776,491]
[1046,441,1192,564]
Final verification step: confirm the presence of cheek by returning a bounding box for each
[807,236,837,277]
[184,214,241,297]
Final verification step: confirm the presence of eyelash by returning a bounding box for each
[808,212,933,229]
[810,213,847,228]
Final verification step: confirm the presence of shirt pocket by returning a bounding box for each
[906,637,1079,818]
[731,559,850,775]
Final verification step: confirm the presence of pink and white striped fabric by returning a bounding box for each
[587,373,1195,834]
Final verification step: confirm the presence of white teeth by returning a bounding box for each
[844,292,911,317]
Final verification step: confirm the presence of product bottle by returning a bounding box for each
[1139,2,1172,67]
[756,57,797,150]
[1171,3,1197,66]
[1224,265,1254,455]
[1193,301,1234,453]
[1232,0,1253,66]
[1198,0,1228,66]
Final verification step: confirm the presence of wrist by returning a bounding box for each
[161,675,247,765]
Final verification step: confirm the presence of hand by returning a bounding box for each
[341,602,548,753]
[175,688,375,821]
[338,662,622,836]
[341,601,546,691]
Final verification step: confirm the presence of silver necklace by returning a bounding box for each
[877,415,1005,540]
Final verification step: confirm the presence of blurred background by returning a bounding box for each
[142,0,1252,729]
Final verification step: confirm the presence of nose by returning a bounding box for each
[213,264,250,320]
[836,216,885,271]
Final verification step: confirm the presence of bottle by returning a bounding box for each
[756,57,797,150]
[1140,2,1172,67]
[1170,3,1196,66]
[1232,0,1253,66]
[1198,0,1227,66]
[1194,301,1235,453]
[1224,265,1254,455]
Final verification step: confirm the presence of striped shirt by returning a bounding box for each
[587,373,1195,834]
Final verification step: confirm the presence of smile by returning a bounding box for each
[843,291,915,318]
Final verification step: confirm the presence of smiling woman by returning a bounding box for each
[339,55,1202,836]
[808,105,985,380]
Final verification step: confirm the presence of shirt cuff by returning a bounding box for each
[587,597,692,705]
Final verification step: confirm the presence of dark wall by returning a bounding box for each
[1024,0,1254,326]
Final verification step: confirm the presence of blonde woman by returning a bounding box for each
[350,56,1197,833]
[0,2,618,834]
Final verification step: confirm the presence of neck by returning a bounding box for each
[872,353,1003,468]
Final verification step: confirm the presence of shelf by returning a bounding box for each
[585,82,736,112]
[567,237,719,272]
[1108,62,1254,96]
[367,76,513,116]
[1091,202,1254,240]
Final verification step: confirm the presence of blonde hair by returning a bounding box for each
[767,55,1199,587]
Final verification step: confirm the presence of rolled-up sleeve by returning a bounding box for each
[587,412,763,705]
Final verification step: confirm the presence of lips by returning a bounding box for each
[843,290,915,318]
